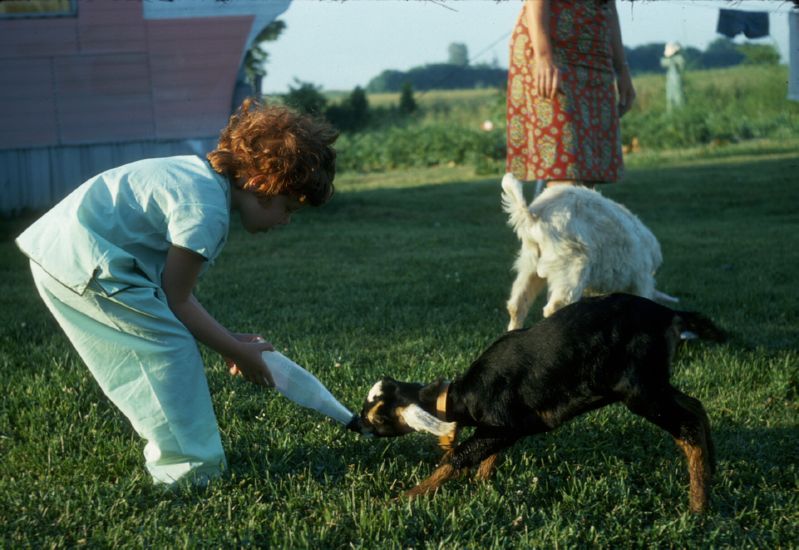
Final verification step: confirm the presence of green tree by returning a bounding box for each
[325,86,370,132]
[625,43,665,73]
[702,38,744,68]
[243,20,286,96]
[448,42,469,67]
[366,64,507,92]
[366,69,403,93]
[737,43,780,66]
[625,43,703,74]
[682,46,704,69]
[348,86,369,126]
[283,79,327,116]
[398,82,417,115]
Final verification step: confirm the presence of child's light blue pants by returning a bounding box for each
[30,261,226,485]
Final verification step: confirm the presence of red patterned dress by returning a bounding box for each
[506,0,623,183]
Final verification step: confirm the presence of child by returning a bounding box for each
[16,99,338,486]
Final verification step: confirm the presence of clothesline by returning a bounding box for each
[629,0,797,15]
[464,0,784,67]
[446,0,789,67]
[469,31,512,63]
[470,0,790,66]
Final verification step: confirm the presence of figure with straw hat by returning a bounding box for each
[661,41,685,113]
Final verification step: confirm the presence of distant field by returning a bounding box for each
[326,65,799,175]
[365,87,497,108]
[1,139,797,547]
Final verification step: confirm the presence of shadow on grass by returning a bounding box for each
[342,413,796,516]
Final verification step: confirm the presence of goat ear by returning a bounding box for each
[367,380,384,403]
[367,376,399,402]
[400,404,457,437]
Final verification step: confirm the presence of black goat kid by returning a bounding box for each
[358,294,725,513]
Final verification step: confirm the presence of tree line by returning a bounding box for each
[280,80,418,133]
[365,39,781,93]
[268,37,781,136]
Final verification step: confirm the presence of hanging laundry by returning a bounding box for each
[716,8,770,39]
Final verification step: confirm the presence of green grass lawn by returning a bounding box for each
[1,140,797,547]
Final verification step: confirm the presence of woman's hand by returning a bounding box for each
[608,0,636,119]
[616,66,636,117]
[534,54,560,100]
[225,333,275,387]
[524,0,559,100]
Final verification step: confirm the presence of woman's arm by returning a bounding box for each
[607,0,636,116]
[161,245,274,386]
[524,0,559,99]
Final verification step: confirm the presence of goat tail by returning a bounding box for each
[501,173,535,240]
[676,311,727,343]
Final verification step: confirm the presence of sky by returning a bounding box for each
[262,0,794,93]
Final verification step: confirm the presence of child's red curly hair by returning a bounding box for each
[207,98,338,206]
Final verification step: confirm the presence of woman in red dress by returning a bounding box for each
[506,0,636,188]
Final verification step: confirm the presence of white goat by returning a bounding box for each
[501,173,676,329]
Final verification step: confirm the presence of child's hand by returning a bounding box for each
[225,334,275,387]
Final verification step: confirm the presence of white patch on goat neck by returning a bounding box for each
[367,381,383,402]
[400,404,457,436]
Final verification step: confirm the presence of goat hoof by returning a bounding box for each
[689,499,709,514]
[403,487,428,499]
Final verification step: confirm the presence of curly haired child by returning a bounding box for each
[16,99,338,486]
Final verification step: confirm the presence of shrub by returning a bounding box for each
[282,79,327,116]
[326,86,370,132]
[621,65,799,150]
[399,82,417,115]
[335,124,504,174]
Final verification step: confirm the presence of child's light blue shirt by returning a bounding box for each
[17,155,231,295]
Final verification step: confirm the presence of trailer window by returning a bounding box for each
[0,0,76,17]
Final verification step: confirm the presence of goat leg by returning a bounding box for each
[474,453,501,481]
[403,463,457,499]
[625,388,714,513]
[404,430,517,498]
[437,425,460,464]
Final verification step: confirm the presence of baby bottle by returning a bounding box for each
[262,351,358,429]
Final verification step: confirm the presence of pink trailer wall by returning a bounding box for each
[0,0,254,150]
